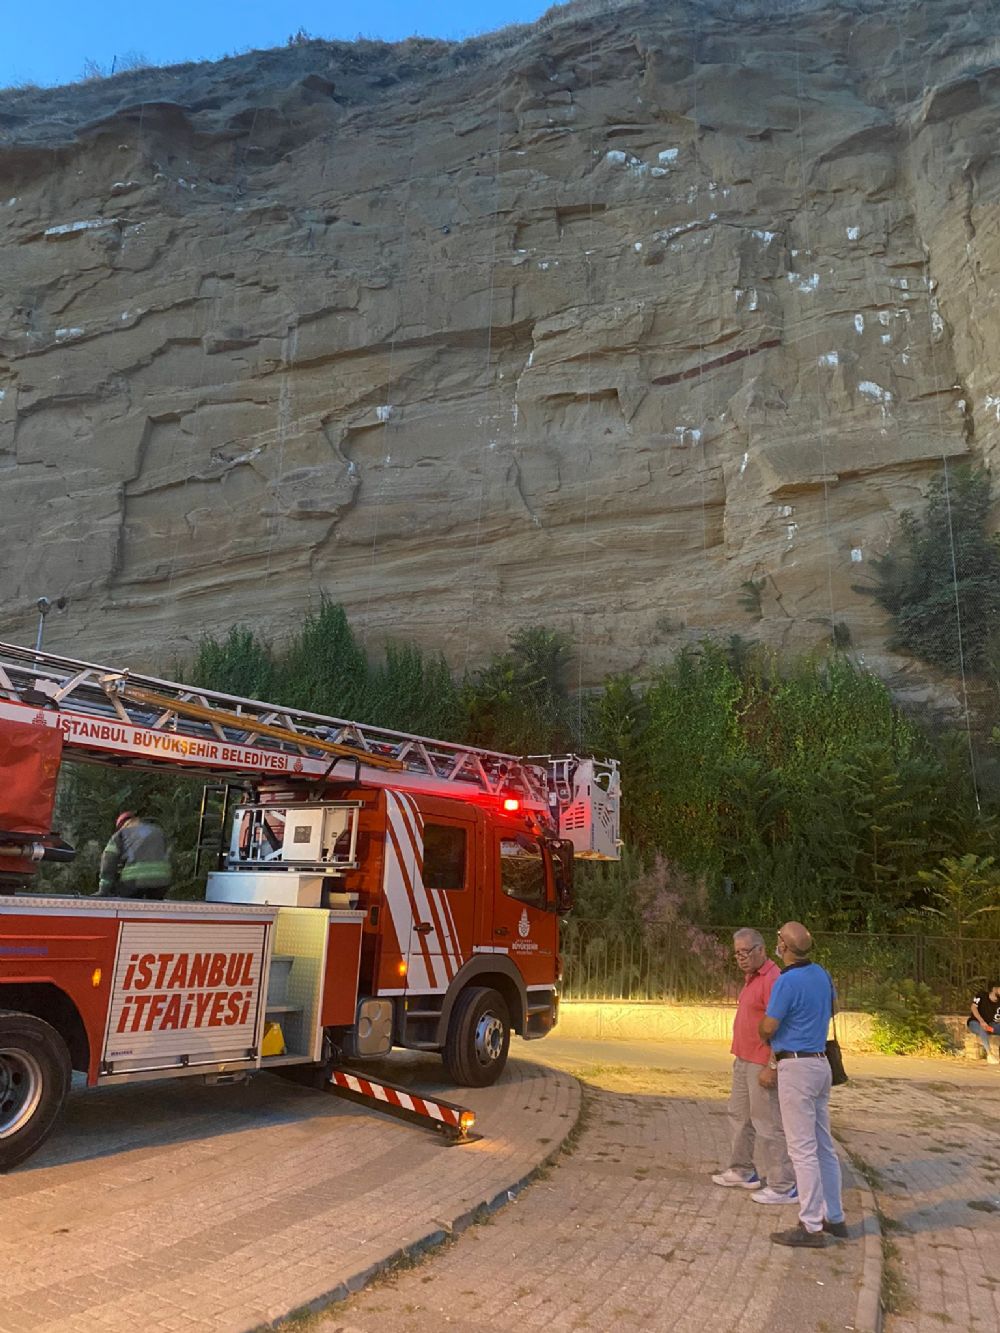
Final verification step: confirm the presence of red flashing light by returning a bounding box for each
[502,797,520,812]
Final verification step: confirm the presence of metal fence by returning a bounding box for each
[559,921,1000,1012]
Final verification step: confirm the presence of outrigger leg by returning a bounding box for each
[326,1067,480,1144]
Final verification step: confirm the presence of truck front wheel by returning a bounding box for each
[0,1011,72,1172]
[442,987,510,1087]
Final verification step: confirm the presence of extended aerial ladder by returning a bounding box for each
[0,640,621,860]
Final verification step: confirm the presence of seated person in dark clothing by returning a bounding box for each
[968,984,1000,1063]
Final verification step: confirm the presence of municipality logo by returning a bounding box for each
[518,909,530,938]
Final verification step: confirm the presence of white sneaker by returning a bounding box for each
[751,1185,799,1205]
[711,1169,761,1189]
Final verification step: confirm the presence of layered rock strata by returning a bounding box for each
[1,0,997,684]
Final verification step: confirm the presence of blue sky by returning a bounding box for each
[2,1,564,89]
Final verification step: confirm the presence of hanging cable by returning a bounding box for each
[576,24,599,741]
[792,45,839,648]
[690,18,711,569]
[892,11,980,810]
[361,129,419,646]
[165,108,261,603]
[678,7,739,643]
[460,76,506,674]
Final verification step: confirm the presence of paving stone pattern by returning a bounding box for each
[317,1065,869,1333]
[833,1073,1000,1333]
[0,1058,578,1333]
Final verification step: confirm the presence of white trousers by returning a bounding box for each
[776,1055,844,1231]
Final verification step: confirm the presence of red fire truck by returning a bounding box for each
[0,641,619,1170]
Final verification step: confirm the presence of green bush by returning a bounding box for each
[578,641,976,930]
[462,626,575,754]
[868,980,952,1056]
[35,598,995,932]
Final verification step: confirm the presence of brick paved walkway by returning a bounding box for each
[23,1039,982,1333]
[833,1071,1000,1332]
[0,1057,578,1333]
[315,1064,873,1333]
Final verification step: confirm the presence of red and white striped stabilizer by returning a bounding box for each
[326,1068,477,1142]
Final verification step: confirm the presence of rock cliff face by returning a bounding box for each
[1,0,998,685]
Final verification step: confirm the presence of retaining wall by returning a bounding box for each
[559,1001,984,1060]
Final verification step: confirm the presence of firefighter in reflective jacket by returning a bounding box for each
[98,811,173,899]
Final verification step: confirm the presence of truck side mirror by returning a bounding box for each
[553,839,574,914]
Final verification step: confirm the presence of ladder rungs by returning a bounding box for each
[0,639,542,794]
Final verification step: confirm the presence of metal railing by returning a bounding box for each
[559,921,1000,1011]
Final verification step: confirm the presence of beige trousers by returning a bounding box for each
[727,1056,795,1191]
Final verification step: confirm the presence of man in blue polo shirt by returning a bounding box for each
[758,921,846,1248]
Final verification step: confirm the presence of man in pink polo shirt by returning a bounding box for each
[711,927,797,1205]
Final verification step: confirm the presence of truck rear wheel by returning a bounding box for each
[442,987,510,1088]
[0,1011,72,1172]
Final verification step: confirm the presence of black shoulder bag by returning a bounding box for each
[826,972,849,1086]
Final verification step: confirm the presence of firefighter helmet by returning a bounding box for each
[115,811,137,830]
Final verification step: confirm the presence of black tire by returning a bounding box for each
[0,1011,72,1172]
[442,987,511,1088]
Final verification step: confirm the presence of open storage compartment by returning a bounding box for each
[260,907,364,1067]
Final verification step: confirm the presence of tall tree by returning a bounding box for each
[188,625,275,700]
[860,466,1000,673]
[275,598,370,719]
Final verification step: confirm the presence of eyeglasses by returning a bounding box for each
[776,934,787,949]
[734,946,761,959]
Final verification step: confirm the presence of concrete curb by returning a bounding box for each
[851,1172,884,1333]
[838,1150,883,1333]
[257,1073,584,1332]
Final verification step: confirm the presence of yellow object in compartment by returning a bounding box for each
[262,1021,286,1057]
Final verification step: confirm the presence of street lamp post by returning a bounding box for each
[35,596,67,653]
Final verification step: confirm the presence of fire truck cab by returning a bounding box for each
[202,780,571,1075]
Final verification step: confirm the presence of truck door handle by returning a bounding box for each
[414,922,432,935]
[495,926,509,937]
